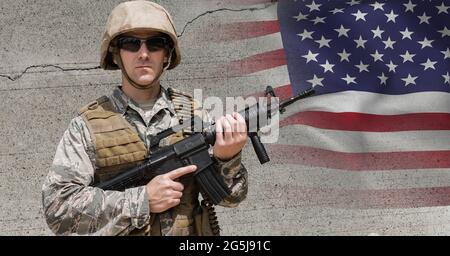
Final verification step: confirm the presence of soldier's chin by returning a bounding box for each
[134,75,156,87]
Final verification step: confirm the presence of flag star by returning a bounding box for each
[383,37,396,49]
[370,2,385,11]
[401,74,418,86]
[385,10,398,23]
[330,8,344,14]
[334,25,351,38]
[438,27,450,38]
[378,72,389,85]
[352,10,368,21]
[371,26,384,39]
[436,2,450,14]
[417,37,433,49]
[370,50,384,62]
[420,58,437,70]
[297,29,314,41]
[307,75,324,88]
[386,61,398,73]
[403,0,416,13]
[312,16,326,24]
[443,72,450,85]
[417,12,431,24]
[320,60,335,73]
[441,48,450,59]
[337,49,351,62]
[306,1,321,12]
[400,27,414,40]
[292,11,308,21]
[342,74,357,85]
[347,0,360,6]
[315,36,332,48]
[302,50,319,63]
[400,51,416,63]
[354,35,367,48]
[355,61,369,73]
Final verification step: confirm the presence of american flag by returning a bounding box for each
[201,0,450,234]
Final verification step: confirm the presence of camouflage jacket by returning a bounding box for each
[42,86,248,235]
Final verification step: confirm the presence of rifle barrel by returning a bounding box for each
[279,88,315,110]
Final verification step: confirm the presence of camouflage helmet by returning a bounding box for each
[100,0,181,70]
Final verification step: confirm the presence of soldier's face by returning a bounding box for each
[119,30,169,87]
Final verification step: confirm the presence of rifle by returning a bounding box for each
[93,86,315,204]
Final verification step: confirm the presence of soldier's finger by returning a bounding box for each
[170,181,184,192]
[166,165,197,180]
[169,198,181,208]
[215,118,225,144]
[233,112,247,134]
[222,116,233,141]
[229,114,239,134]
[172,191,183,199]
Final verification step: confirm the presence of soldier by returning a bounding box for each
[42,0,248,236]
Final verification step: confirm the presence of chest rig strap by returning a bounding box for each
[166,87,196,143]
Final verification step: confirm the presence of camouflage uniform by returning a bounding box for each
[42,86,248,235]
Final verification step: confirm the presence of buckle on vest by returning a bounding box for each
[88,101,99,110]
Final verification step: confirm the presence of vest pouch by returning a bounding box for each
[170,214,195,236]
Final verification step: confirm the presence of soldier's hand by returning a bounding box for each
[146,165,197,213]
[213,112,248,161]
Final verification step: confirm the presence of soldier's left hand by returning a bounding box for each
[213,112,247,161]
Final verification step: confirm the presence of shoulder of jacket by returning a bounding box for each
[77,95,111,116]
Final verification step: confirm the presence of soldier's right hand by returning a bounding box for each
[146,165,197,213]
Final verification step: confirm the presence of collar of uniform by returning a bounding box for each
[110,86,176,116]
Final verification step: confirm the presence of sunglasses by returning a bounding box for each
[116,36,170,52]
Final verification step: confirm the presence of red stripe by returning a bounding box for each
[266,144,450,170]
[261,183,450,209]
[228,49,286,76]
[281,112,450,132]
[251,84,293,98]
[213,20,280,41]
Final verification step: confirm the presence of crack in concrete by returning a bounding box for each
[177,2,278,38]
[0,2,277,82]
[0,82,118,92]
[0,64,101,82]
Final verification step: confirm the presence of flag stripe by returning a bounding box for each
[267,144,450,170]
[214,20,280,41]
[250,83,293,98]
[212,32,284,62]
[280,91,450,115]
[226,67,291,97]
[259,183,450,209]
[228,49,286,76]
[275,125,450,153]
[263,164,450,190]
[280,111,450,132]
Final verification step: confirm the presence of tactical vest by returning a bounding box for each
[78,88,219,236]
